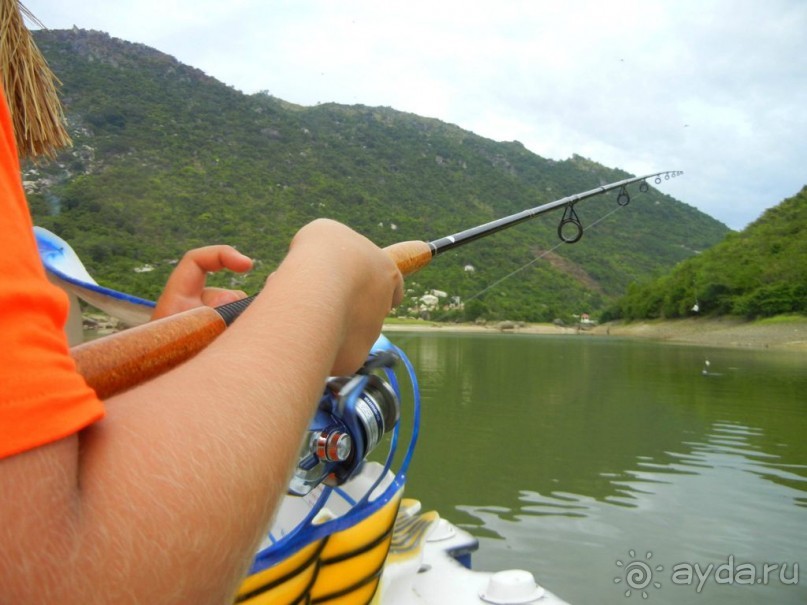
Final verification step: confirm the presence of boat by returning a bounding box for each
[35,226,571,605]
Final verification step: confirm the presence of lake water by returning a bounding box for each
[386,331,806,604]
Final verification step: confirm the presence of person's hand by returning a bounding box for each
[284,219,404,375]
[151,245,253,320]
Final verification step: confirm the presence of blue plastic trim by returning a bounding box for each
[333,487,357,507]
[34,226,156,308]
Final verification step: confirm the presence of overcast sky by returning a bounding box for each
[25,0,807,230]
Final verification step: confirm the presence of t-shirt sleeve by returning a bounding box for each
[0,87,104,459]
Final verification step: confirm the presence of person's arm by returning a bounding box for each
[0,219,403,604]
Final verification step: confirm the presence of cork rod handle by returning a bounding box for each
[70,306,227,400]
[70,241,434,398]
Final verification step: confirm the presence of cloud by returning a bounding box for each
[25,0,807,229]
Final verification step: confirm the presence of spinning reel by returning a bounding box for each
[288,348,403,496]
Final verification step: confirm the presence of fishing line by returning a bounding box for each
[450,187,649,310]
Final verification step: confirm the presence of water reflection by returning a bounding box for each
[389,332,807,604]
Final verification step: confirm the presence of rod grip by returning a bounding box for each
[384,240,434,276]
[70,241,433,399]
[71,305,227,399]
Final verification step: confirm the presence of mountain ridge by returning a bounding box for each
[26,28,729,322]
[609,186,807,320]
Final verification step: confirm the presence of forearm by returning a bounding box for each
[76,250,356,602]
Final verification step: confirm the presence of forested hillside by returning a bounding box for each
[26,29,728,322]
[608,187,807,320]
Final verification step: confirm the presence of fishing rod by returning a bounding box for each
[385,170,682,275]
[71,170,682,398]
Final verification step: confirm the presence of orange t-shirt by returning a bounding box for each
[0,87,104,458]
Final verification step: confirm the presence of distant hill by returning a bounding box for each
[26,28,729,322]
[608,186,807,320]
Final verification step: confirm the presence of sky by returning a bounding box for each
[24,0,807,230]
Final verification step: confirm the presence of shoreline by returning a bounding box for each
[382,316,807,351]
[84,311,807,352]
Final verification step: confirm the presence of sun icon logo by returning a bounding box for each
[614,549,663,598]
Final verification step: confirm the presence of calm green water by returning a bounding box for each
[388,332,807,604]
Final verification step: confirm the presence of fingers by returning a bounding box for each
[173,246,253,295]
[390,268,404,309]
[152,246,253,319]
[200,288,249,308]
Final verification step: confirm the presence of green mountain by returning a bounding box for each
[608,186,807,320]
[26,29,728,323]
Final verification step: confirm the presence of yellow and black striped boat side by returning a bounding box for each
[386,499,439,565]
[309,488,403,604]
[235,487,403,605]
[235,537,328,605]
